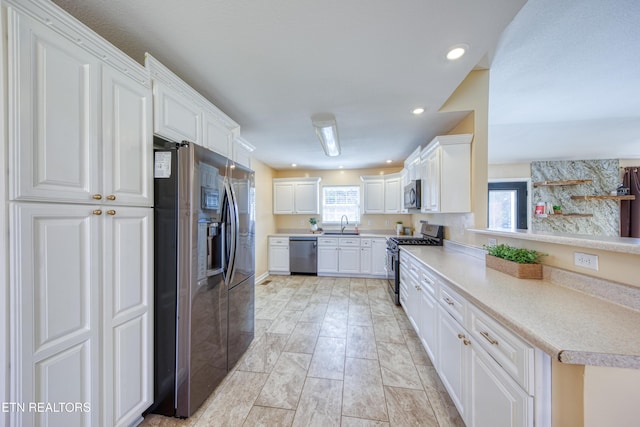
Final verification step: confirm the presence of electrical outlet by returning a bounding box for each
[385,220,390,226]
[299,219,304,226]
[487,238,497,247]
[367,220,372,226]
[574,252,599,270]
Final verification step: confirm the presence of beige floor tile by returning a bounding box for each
[342,357,388,422]
[346,325,378,360]
[340,416,390,427]
[372,315,405,344]
[236,333,289,373]
[368,298,395,316]
[309,288,332,303]
[377,341,423,390]
[299,302,328,323]
[416,365,466,427]
[254,319,273,340]
[384,385,439,426]
[139,414,194,427]
[284,294,310,311]
[194,370,268,427]
[256,301,285,321]
[348,304,373,327]
[403,333,433,366]
[319,314,348,339]
[242,406,295,427]
[330,282,351,298]
[267,310,303,335]
[254,352,312,410]
[284,321,321,353]
[307,336,346,380]
[292,377,343,427]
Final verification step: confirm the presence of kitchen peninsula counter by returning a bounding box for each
[401,245,640,369]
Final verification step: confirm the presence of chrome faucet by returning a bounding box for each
[340,215,349,234]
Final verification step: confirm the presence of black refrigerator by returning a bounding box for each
[150,139,255,418]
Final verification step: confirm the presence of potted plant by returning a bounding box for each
[552,205,562,215]
[396,221,403,235]
[309,217,318,232]
[484,243,547,279]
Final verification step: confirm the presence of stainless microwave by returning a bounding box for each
[403,180,421,210]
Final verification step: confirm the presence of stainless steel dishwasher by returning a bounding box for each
[289,236,317,274]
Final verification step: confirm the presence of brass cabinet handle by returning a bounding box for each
[106,195,116,201]
[463,339,471,346]
[93,209,102,215]
[415,285,421,291]
[480,331,499,346]
[443,297,455,306]
[107,210,116,216]
[92,194,102,200]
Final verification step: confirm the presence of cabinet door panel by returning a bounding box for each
[384,177,401,213]
[268,245,290,272]
[103,67,153,207]
[437,306,466,419]
[103,207,152,427]
[153,81,201,144]
[10,11,100,202]
[469,345,533,427]
[363,180,385,213]
[12,203,100,427]
[317,246,339,273]
[338,247,360,274]
[204,113,231,158]
[370,239,387,276]
[360,247,371,274]
[273,182,295,214]
[293,182,319,214]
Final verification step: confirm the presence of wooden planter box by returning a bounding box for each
[485,255,543,279]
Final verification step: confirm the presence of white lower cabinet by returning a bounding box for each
[370,238,387,276]
[359,239,372,274]
[399,249,545,427]
[268,237,290,274]
[10,202,152,427]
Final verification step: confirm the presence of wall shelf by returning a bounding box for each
[570,195,635,201]
[533,179,593,187]
[536,213,593,218]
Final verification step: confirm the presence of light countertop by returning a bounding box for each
[401,245,640,369]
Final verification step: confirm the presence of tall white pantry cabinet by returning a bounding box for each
[3,1,153,427]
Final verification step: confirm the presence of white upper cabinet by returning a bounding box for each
[203,111,231,158]
[421,134,472,213]
[404,146,422,185]
[102,66,153,207]
[9,5,153,207]
[233,136,255,169]
[361,177,385,214]
[153,79,202,145]
[361,173,403,214]
[9,9,101,203]
[273,177,321,214]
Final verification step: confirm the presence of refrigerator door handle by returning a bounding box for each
[224,180,238,286]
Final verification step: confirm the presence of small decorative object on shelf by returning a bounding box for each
[617,184,630,196]
[396,221,403,235]
[309,217,318,231]
[552,205,562,215]
[484,244,547,279]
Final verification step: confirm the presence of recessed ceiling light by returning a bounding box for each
[386,160,392,164]
[412,107,425,115]
[339,165,344,169]
[291,163,297,167]
[446,44,468,61]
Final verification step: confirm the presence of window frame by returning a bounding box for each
[321,184,361,225]
[488,180,530,230]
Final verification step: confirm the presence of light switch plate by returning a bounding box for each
[574,252,599,270]
[487,238,497,247]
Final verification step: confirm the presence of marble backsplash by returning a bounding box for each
[531,159,620,236]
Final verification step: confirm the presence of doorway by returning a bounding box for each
[488,181,528,230]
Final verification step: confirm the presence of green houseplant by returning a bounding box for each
[484,244,547,279]
[309,217,318,231]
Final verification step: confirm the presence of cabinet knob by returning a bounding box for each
[415,285,421,291]
[106,194,116,201]
[457,333,465,339]
[92,194,103,200]
[93,209,102,215]
[463,339,471,346]
[107,210,116,216]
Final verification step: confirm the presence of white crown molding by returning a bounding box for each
[145,53,240,133]
[4,0,149,86]
[422,133,473,155]
[234,136,255,152]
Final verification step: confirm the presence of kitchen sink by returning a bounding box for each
[323,230,360,235]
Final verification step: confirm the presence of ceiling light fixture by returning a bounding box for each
[311,113,340,157]
[291,163,297,167]
[446,44,468,61]
[412,107,425,115]
[386,159,392,164]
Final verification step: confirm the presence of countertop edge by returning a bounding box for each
[401,246,640,370]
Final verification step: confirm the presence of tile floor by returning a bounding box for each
[141,275,464,427]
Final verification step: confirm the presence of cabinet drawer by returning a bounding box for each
[318,237,339,246]
[418,266,437,295]
[360,239,372,247]
[469,305,535,394]
[438,282,466,325]
[268,237,289,246]
[339,238,360,247]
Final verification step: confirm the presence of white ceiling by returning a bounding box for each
[488,0,640,164]
[50,0,638,169]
